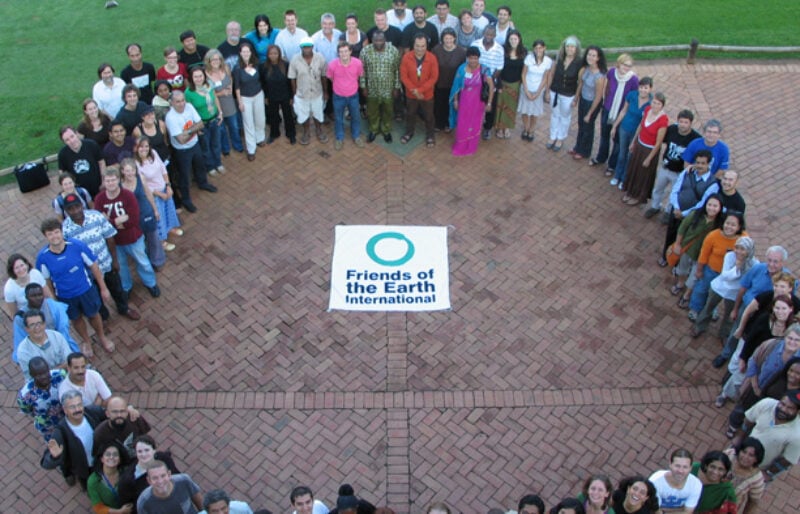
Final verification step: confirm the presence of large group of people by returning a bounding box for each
[5,0,800,512]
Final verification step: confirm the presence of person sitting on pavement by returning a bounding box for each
[200,489,257,514]
[12,283,80,363]
[93,394,151,459]
[41,390,107,489]
[731,389,800,483]
[137,459,203,514]
[17,309,72,381]
[118,434,181,509]
[17,357,68,441]
[58,351,112,407]
[88,440,135,514]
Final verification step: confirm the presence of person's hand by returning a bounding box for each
[643,157,651,167]
[485,103,491,112]
[47,439,63,458]
[544,91,550,103]
[165,185,173,199]
[733,324,743,336]
[629,142,635,152]
[525,90,534,100]
[120,504,134,514]
[583,114,590,123]
[452,98,458,111]
[571,97,577,107]
[100,287,112,304]
[362,87,368,97]
[127,405,140,421]
[738,358,747,374]
[610,127,616,139]
[111,259,120,273]
[673,244,682,254]
[115,214,129,227]
[154,210,160,222]
[673,210,683,220]
[238,101,245,112]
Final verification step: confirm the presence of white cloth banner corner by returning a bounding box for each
[328,225,450,312]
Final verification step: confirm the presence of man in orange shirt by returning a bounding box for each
[399,35,439,147]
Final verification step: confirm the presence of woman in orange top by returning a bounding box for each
[688,210,746,319]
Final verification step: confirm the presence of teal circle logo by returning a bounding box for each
[366,232,415,266]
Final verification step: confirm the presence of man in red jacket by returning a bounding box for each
[399,34,439,147]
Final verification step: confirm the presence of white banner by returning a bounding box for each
[328,225,450,311]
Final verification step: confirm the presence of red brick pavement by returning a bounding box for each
[0,61,798,513]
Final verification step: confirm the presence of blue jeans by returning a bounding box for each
[333,93,361,141]
[689,264,719,312]
[116,235,157,291]
[220,114,244,153]
[199,118,222,170]
[613,127,635,182]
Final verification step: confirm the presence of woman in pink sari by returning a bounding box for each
[449,46,494,156]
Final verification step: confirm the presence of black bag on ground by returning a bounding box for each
[14,158,49,193]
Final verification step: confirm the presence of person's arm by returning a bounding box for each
[734,298,760,338]
[644,125,668,167]
[89,262,112,304]
[585,74,606,122]
[630,122,642,152]
[610,100,629,138]
[3,299,17,320]
[763,457,793,482]
[573,66,585,108]
[483,72,494,111]
[731,286,748,322]
[141,180,159,221]
[191,491,203,510]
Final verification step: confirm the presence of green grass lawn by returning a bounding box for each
[1,0,797,169]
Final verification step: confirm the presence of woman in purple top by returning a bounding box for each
[589,53,639,171]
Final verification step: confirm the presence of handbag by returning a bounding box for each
[480,76,490,103]
[665,234,701,267]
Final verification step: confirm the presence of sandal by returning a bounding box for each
[521,131,528,141]
[588,158,600,167]
[670,284,685,296]
[400,133,413,144]
[495,130,504,139]
[552,143,562,152]
[81,341,95,359]
[426,137,435,148]
[624,198,640,206]
[504,129,511,138]
[725,424,736,438]
[677,296,690,309]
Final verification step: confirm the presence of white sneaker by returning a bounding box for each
[209,168,219,176]
[609,178,619,186]
[618,182,624,190]
[216,165,225,174]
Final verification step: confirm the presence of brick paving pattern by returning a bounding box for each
[0,61,798,513]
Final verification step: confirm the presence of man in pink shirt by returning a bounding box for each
[326,41,365,150]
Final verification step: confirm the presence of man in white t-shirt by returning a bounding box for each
[58,352,112,406]
[648,448,703,513]
[291,486,329,514]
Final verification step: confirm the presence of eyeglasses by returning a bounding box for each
[27,321,43,328]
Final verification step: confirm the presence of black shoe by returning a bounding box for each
[384,133,392,143]
[199,183,218,193]
[367,132,376,143]
[266,136,275,144]
[222,152,230,157]
[64,475,76,486]
[712,355,727,369]
[147,285,161,298]
[183,201,197,213]
[289,136,296,145]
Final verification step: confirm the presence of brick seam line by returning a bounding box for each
[386,408,411,514]
[0,385,721,411]
[385,159,409,392]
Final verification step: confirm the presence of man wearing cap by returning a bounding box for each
[121,43,156,104]
[289,37,330,146]
[62,193,141,323]
[179,30,210,68]
[12,283,80,363]
[165,90,218,213]
[94,167,161,299]
[276,10,310,63]
[36,218,114,354]
[733,390,800,482]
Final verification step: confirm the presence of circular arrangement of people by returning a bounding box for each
[3,1,799,513]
